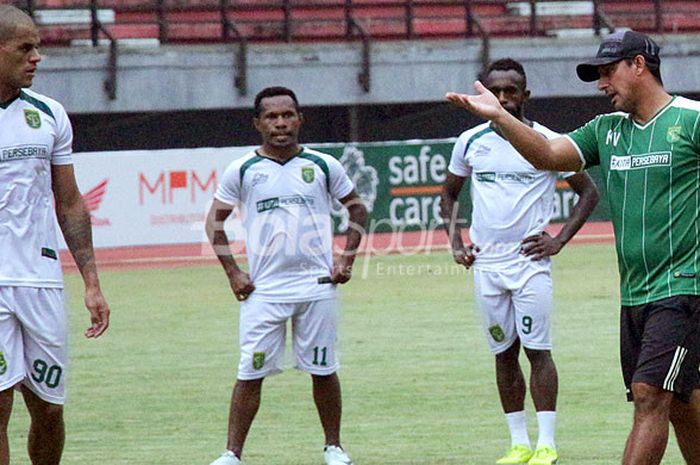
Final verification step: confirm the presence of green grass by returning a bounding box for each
[7,244,685,464]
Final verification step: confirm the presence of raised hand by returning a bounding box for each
[446,81,504,121]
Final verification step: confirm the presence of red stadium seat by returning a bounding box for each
[26,0,700,46]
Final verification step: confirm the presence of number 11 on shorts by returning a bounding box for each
[312,346,328,366]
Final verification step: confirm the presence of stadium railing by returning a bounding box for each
[14,0,700,98]
[15,0,617,43]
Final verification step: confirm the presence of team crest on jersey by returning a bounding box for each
[0,352,7,375]
[666,126,682,144]
[301,166,315,183]
[252,352,266,370]
[251,173,269,186]
[488,324,506,343]
[23,109,41,129]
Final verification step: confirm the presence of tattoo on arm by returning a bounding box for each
[56,200,97,279]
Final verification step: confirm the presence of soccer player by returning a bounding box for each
[0,5,110,465]
[441,58,599,465]
[205,86,367,465]
[446,31,700,465]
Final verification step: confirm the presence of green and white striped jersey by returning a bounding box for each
[566,96,700,305]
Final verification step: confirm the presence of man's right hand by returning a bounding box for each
[452,243,479,269]
[229,269,255,301]
[446,81,505,121]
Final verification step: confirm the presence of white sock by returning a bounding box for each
[536,411,556,449]
[505,410,530,447]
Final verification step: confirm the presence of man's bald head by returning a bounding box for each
[0,5,36,44]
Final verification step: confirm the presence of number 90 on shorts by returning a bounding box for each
[0,287,67,404]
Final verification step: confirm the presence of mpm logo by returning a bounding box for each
[139,170,217,204]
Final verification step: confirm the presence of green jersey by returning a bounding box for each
[567,96,700,305]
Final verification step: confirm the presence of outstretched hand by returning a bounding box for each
[446,81,504,121]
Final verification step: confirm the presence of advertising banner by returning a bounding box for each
[71,139,608,248]
[71,146,253,248]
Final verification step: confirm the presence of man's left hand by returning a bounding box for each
[331,256,354,284]
[521,232,563,261]
[84,286,110,338]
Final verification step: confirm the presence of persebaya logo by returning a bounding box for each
[610,152,671,171]
[252,352,265,370]
[24,109,41,129]
[301,166,315,183]
[667,126,682,144]
[0,352,7,375]
[488,324,506,343]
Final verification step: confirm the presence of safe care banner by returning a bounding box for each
[71,139,604,248]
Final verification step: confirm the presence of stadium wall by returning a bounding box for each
[34,34,700,114]
[67,94,647,152]
[32,35,700,151]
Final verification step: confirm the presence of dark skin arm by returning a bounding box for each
[52,164,110,338]
[331,190,367,284]
[521,172,599,260]
[205,198,255,301]
[440,172,479,269]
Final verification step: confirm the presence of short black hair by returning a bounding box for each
[254,86,299,117]
[480,58,528,89]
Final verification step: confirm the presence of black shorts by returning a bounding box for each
[620,295,700,402]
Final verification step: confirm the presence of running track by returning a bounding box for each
[61,221,615,272]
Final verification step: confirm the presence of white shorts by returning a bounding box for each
[0,287,67,404]
[473,266,553,355]
[237,296,339,380]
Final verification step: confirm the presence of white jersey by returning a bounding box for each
[0,89,73,288]
[449,121,573,271]
[216,147,354,302]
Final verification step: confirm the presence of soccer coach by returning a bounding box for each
[446,30,700,465]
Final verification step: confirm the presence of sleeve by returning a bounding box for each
[691,111,700,154]
[565,116,602,169]
[327,157,354,200]
[447,134,471,177]
[50,103,74,166]
[214,161,241,206]
[536,125,576,178]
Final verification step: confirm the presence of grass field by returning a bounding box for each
[7,243,685,464]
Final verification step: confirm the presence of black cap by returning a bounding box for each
[576,30,661,82]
